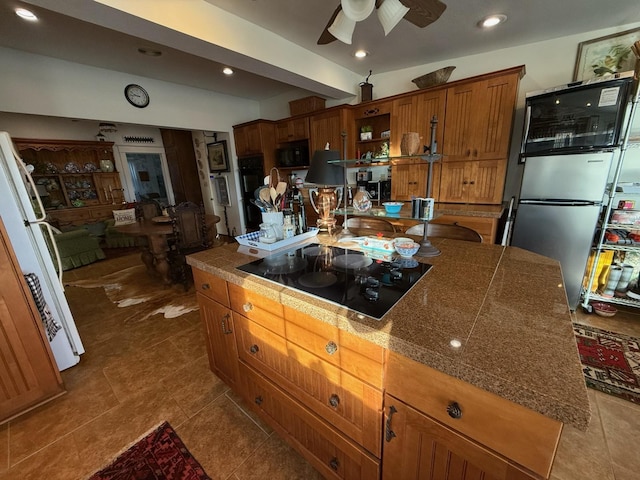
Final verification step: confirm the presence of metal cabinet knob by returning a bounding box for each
[329,394,340,408]
[255,396,263,405]
[250,344,259,354]
[447,401,462,419]
[243,302,253,312]
[325,341,338,355]
[329,457,340,471]
[201,283,210,290]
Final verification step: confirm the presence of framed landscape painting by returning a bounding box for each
[207,140,229,173]
[573,27,640,81]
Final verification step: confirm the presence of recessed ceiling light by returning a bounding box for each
[478,14,507,29]
[15,8,37,21]
[354,50,368,58]
[223,67,234,75]
[138,48,162,57]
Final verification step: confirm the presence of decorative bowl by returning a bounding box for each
[395,241,420,258]
[383,202,404,214]
[591,302,617,317]
[412,66,456,89]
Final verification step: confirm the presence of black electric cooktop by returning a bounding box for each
[236,243,432,320]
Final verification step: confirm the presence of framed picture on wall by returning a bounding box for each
[573,27,640,81]
[207,140,229,173]
[212,175,231,206]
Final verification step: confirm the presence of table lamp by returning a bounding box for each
[306,148,344,233]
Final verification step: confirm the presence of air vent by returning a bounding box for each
[123,136,155,144]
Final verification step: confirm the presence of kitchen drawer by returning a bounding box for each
[431,215,498,243]
[228,283,285,336]
[284,306,385,389]
[236,314,383,456]
[385,351,562,479]
[192,269,229,306]
[239,362,380,480]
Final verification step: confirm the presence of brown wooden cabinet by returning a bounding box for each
[192,269,238,388]
[384,351,561,480]
[194,265,563,480]
[14,139,125,227]
[439,159,507,204]
[442,68,522,162]
[275,116,310,144]
[0,218,64,423]
[232,120,277,174]
[390,159,429,201]
[309,107,354,158]
[353,101,391,160]
[160,129,203,206]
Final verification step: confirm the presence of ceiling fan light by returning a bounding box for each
[377,0,410,36]
[341,0,375,22]
[328,11,356,44]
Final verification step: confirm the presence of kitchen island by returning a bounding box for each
[187,235,589,479]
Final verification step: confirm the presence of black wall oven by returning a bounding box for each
[238,156,264,231]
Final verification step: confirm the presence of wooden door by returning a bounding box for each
[382,395,535,480]
[391,161,430,201]
[310,110,343,154]
[443,82,477,162]
[439,161,470,203]
[233,125,250,156]
[160,129,203,206]
[472,74,519,161]
[0,218,64,422]
[197,293,239,388]
[390,96,417,157]
[415,89,447,156]
[467,160,507,204]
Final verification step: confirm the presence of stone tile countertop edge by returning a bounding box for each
[187,238,590,431]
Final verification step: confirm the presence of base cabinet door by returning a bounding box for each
[197,293,239,388]
[239,362,380,480]
[382,395,536,480]
[390,161,429,201]
[439,160,506,204]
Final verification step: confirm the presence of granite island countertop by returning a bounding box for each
[187,234,590,430]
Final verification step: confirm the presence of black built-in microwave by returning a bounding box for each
[522,73,633,156]
[276,144,309,167]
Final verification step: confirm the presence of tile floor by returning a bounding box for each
[0,253,638,480]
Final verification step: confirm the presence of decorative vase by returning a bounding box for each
[352,186,372,213]
[100,159,114,172]
[400,132,421,156]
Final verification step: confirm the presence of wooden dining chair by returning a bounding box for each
[346,217,396,233]
[167,202,209,289]
[136,199,162,220]
[406,223,483,243]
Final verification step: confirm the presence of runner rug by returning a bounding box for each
[88,422,211,480]
[573,323,640,405]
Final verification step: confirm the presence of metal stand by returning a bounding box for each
[337,130,356,239]
[415,116,441,257]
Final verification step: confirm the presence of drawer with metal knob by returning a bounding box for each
[228,282,285,336]
[192,268,229,306]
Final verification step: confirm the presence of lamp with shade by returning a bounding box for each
[306,148,344,233]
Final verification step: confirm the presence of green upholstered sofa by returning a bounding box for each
[104,218,139,248]
[50,227,106,271]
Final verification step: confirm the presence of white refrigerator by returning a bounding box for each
[511,151,614,309]
[0,132,84,370]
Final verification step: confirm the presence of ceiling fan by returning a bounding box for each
[318,0,447,45]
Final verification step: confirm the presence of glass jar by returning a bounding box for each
[352,186,372,213]
[258,223,277,244]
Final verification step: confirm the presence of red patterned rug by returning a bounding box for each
[88,422,211,480]
[573,323,640,405]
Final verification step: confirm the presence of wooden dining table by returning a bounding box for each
[115,214,220,285]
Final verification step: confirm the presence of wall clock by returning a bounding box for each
[124,84,150,108]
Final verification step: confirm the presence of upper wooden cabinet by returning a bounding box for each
[390,159,429,201]
[442,67,523,162]
[390,90,446,158]
[309,107,353,158]
[275,117,310,144]
[233,120,276,157]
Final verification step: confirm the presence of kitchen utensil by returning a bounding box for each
[259,187,272,204]
[276,181,287,197]
[270,167,280,189]
[270,187,278,206]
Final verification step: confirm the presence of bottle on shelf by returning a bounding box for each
[353,186,372,212]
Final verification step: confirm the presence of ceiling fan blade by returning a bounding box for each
[399,0,446,28]
[317,5,342,45]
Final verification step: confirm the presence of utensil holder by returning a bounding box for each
[261,212,284,240]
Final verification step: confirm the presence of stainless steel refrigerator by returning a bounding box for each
[511,151,614,309]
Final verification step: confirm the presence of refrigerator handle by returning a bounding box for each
[39,221,64,289]
[14,146,47,223]
[519,104,532,159]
